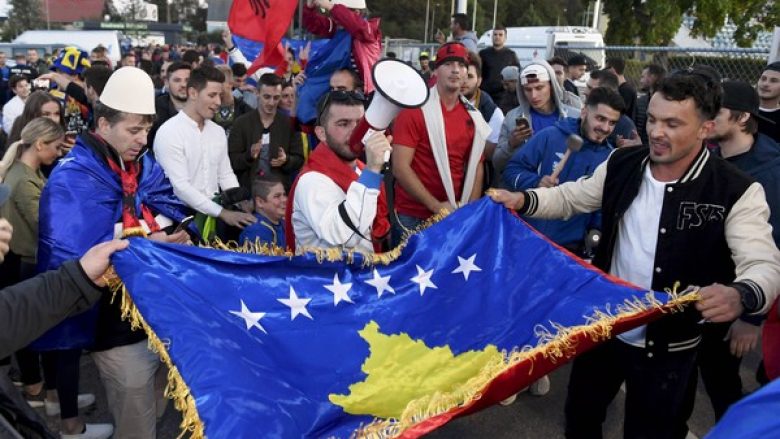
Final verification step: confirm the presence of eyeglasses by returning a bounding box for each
[316,90,366,124]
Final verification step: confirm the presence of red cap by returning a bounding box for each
[435,42,468,68]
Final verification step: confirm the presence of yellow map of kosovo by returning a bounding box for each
[328,321,502,419]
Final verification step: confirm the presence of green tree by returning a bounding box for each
[171,0,206,32]
[370,0,588,40]
[602,0,779,47]
[3,0,44,40]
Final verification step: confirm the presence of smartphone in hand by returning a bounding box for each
[33,78,50,90]
[515,116,530,131]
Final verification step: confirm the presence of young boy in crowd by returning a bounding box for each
[240,176,288,248]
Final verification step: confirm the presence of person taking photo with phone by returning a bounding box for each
[39,48,92,136]
[228,73,304,193]
[493,59,581,180]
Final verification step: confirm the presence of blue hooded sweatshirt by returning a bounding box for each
[503,117,613,248]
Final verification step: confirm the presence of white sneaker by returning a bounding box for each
[45,393,96,417]
[60,423,114,439]
[499,393,518,406]
[529,375,551,396]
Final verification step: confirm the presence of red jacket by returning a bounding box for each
[302,4,382,93]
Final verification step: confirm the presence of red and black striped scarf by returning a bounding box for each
[95,134,160,238]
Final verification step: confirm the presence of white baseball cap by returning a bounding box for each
[520,64,550,85]
[334,0,366,8]
[99,67,156,115]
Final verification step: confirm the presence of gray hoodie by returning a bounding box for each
[492,59,581,181]
[454,31,479,52]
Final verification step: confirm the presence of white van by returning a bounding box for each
[13,30,123,65]
[478,26,605,68]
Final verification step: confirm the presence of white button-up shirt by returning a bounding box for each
[3,95,24,135]
[154,111,239,217]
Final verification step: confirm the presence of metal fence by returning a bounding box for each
[579,46,771,88]
[383,39,771,87]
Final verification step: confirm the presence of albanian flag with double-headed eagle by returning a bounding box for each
[228,0,298,75]
[110,197,696,438]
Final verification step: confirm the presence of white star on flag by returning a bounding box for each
[229,300,267,333]
[411,265,437,295]
[365,268,395,298]
[324,273,353,306]
[278,286,313,320]
[452,254,482,281]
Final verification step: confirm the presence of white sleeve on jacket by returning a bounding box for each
[153,125,224,217]
[726,182,780,314]
[292,172,379,250]
[525,158,607,219]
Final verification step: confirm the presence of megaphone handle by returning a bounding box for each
[362,127,390,168]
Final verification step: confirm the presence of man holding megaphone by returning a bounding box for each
[285,90,393,254]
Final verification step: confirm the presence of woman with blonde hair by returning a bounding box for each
[0,116,68,420]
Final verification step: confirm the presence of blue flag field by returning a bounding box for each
[110,198,695,438]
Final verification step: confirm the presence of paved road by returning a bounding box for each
[36,347,761,438]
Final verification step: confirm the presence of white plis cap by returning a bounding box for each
[99,67,156,115]
[334,0,366,8]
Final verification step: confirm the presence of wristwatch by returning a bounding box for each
[731,283,759,313]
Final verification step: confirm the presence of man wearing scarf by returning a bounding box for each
[36,67,191,439]
[285,91,392,254]
[391,42,491,246]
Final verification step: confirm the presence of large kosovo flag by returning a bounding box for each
[111,197,696,438]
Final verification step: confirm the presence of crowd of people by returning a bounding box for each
[0,1,780,437]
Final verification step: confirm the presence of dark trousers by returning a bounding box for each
[696,322,744,420]
[44,350,81,419]
[15,262,49,388]
[390,212,425,249]
[564,339,697,439]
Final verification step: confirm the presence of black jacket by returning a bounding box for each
[228,110,304,191]
[522,145,779,356]
[0,261,101,358]
[593,146,757,355]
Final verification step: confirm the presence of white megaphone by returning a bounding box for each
[349,59,430,161]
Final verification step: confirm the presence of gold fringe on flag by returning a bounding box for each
[353,285,700,439]
[107,208,701,439]
[107,276,205,439]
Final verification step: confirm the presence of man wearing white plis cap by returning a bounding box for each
[38,67,192,439]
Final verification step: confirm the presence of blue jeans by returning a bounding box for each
[391,212,425,248]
